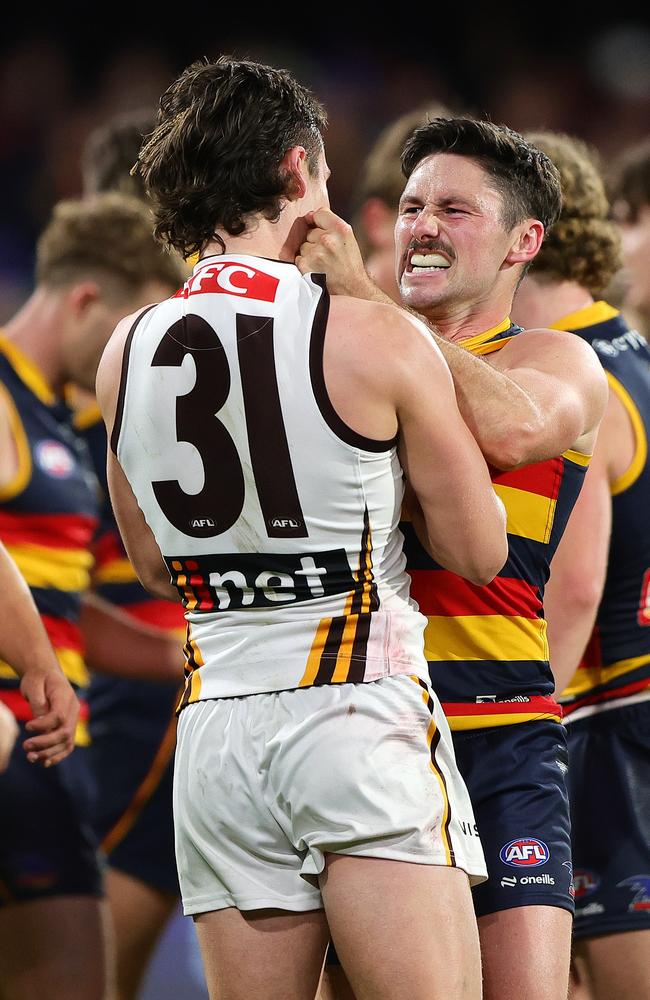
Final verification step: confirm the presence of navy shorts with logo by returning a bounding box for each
[88,678,179,897]
[0,726,102,904]
[453,718,574,919]
[567,699,650,940]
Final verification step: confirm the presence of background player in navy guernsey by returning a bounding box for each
[80,110,191,1000]
[0,194,182,1000]
[513,132,650,1000]
[297,119,607,1000]
[97,57,509,1000]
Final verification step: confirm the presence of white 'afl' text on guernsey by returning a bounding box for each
[112,254,430,705]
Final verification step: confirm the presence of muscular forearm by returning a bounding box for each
[0,544,63,677]
[81,593,184,684]
[429,336,548,469]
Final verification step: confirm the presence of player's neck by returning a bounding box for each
[2,288,65,395]
[202,211,308,265]
[512,277,594,330]
[421,296,515,344]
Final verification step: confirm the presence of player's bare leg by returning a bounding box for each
[318,966,357,1000]
[574,930,650,1000]
[320,854,481,1000]
[569,954,593,1000]
[194,906,329,1000]
[478,905,571,1000]
[105,867,177,1000]
[0,896,114,1000]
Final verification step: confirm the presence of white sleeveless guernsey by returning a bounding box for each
[113,254,430,706]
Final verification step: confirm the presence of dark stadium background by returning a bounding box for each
[1,10,649,321]
[0,10,648,998]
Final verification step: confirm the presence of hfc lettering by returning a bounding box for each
[176,262,279,302]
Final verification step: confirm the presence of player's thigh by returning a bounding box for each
[320,853,481,1000]
[576,929,650,1000]
[194,906,329,1000]
[0,895,113,1000]
[105,867,177,1000]
[478,904,572,1000]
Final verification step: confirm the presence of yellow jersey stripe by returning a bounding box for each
[299,618,333,686]
[424,614,548,662]
[606,372,648,495]
[0,647,89,688]
[561,652,650,699]
[492,484,557,544]
[448,711,562,731]
[92,558,139,585]
[0,332,56,406]
[5,543,94,591]
[0,382,32,502]
[549,301,619,332]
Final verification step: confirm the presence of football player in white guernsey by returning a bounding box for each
[96,58,508,1000]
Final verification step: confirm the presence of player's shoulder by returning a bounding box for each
[504,325,606,371]
[328,296,436,354]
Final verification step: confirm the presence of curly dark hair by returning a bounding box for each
[524,132,622,297]
[135,56,327,258]
[401,118,562,233]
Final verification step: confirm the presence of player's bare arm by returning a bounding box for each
[298,209,609,469]
[96,311,178,603]
[325,296,508,585]
[0,539,79,766]
[80,593,182,683]
[437,327,608,468]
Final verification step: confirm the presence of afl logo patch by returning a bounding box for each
[500,838,550,868]
[34,440,75,479]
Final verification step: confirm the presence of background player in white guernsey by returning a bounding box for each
[96,57,508,1000]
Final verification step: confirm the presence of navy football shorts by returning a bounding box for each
[567,698,650,940]
[89,702,179,897]
[0,727,102,904]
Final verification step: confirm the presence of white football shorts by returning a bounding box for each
[173,674,487,915]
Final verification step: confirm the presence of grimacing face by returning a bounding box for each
[395,152,522,319]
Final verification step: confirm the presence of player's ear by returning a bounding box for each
[505,219,545,267]
[67,280,103,318]
[280,146,308,202]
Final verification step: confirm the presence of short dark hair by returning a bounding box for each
[525,132,621,297]
[135,56,327,259]
[609,138,650,224]
[402,118,562,233]
[82,110,155,200]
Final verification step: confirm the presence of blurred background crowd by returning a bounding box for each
[1,10,649,321]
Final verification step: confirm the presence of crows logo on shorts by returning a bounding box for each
[500,837,550,867]
[618,875,650,912]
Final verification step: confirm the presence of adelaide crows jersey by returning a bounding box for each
[403,319,590,730]
[0,333,98,736]
[554,303,650,721]
[113,255,429,707]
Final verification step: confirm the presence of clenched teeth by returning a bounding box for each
[410,252,451,270]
